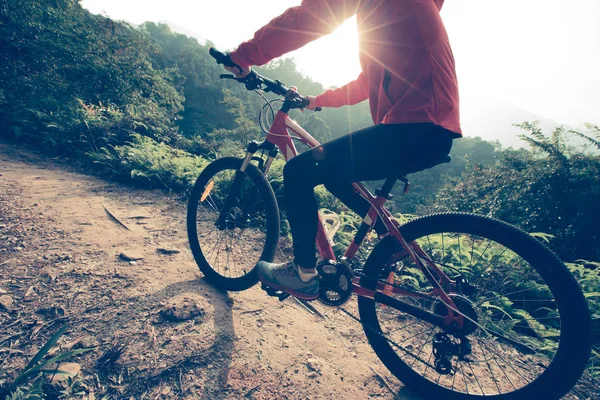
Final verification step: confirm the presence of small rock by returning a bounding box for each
[0,295,14,312]
[157,246,181,255]
[36,306,65,318]
[15,247,22,251]
[40,269,58,283]
[119,251,144,262]
[160,297,205,322]
[76,335,100,349]
[307,371,319,379]
[56,253,71,262]
[129,261,137,266]
[50,362,81,384]
[306,358,320,372]
[0,287,7,294]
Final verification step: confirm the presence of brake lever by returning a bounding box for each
[219,74,236,80]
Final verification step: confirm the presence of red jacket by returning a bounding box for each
[230,0,461,136]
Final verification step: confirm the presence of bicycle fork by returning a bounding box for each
[215,140,278,229]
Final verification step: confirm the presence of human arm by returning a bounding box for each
[229,0,360,69]
[308,71,368,109]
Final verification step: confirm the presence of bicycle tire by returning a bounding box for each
[358,212,591,399]
[187,157,280,291]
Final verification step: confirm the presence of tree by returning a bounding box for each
[433,123,600,262]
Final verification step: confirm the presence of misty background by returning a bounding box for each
[81,0,600,148]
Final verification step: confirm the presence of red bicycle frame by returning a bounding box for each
[256,109,464,328]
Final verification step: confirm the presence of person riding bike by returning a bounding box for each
[221,0,461,300]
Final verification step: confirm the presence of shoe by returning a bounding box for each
[256,260,319,300]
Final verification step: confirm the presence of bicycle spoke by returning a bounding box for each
[410,327,435,368]
[385,317,423,334]
[478,337,532,386]
[193,165,273,281]
[476,245,511,278]
[459,362,470,394]
[467,360,485,395]
[472,238,493,271]
[457,233,463,274]
[469,234,475,270]
[366,215,581,398]
[479,339,503,394]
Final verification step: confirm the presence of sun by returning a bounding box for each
[288,16,362,88]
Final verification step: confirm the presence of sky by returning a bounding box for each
[81,0,599,127]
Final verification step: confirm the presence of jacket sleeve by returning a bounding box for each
[230,0,359,69]
[315,72,368,108]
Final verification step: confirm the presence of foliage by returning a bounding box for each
[433,124,600,262]
[567,260,600,377]
[2,0,599,387]
[88,134,209,192]
[1,325,94,399]
[0,0,184,153]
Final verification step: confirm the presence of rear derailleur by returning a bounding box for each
[432,333,472,375]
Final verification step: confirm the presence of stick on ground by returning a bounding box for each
[102,203,131,231]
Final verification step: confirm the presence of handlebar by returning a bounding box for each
[209,48,320,111]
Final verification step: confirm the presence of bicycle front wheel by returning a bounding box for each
[187,157,280,291]
[358,212,591,400]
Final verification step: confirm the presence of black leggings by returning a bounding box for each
[283,123,454,268]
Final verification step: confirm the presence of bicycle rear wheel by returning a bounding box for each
[358,212,591,399]
[187,157,280,291]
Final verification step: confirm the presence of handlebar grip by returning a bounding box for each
[298,95,322,112]
[209,47,237,69]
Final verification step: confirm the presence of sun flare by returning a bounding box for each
[289,16,362,88]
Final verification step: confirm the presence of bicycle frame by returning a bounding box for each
[247,108,464,329]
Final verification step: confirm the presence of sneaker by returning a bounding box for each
[256,260,319,300]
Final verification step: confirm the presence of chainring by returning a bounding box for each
[316,260,355,306]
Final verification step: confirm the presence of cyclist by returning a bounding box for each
[222,0,462,300]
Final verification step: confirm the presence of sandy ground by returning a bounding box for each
[0,143,423,399]
[0,143,596,399]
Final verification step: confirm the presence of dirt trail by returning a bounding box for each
[0,143,422,399]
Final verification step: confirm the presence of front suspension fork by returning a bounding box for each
[215,140,278,229]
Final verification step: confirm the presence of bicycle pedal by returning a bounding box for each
[261,283,285,299]
[277,293,290,302]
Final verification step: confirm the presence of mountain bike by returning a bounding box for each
[186,48,591,399]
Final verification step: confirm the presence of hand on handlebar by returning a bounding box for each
[305,95,318,110]
[224,63,251,79]
[209,47,251,78]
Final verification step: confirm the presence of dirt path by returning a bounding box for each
[0,143,423,399]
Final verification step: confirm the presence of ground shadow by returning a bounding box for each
[87,277,234,398]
